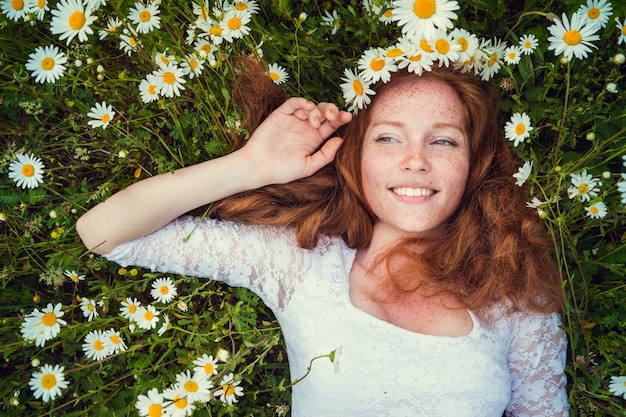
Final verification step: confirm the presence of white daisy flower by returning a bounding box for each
[120,297,141,321]
[610,375,626,399]
[232,0,259,14]
[363,0,384,17]
[449,27,478,62]
[28,364,69,402]
[150,277,178,304]
[64,270,85,283]
[379,7,395,25]
[25,45,67,84]
[391,0,460,40]
[618,175,626,205]
[50,0,97,45]
[103,328,127,354]
[504,45,523,65]
[157,313,170,336]
[84,0,106,12]
[430,29,461,67]
[513,160,533,187]
[216,347,230,362]
[154,50,176,69]
[358,47,397,83]
[128,1,161,34]
[80,297,99,321]
[139,74,160,104]
[577,0,612,29]
[153,64,186,98]
[221,9,252,43]
[174,370,213,403]
[266,63,289,85]
[321,9,341,35]
[1,0,29,21]
[526,197,547,216]
[617,19,626,45]
[135,305,160,330]
[193,354,219,377]
[214,373,244,405]
[20,303,66,347]
[98,16,122,40]
[119,27,141,56]
[181,54,205,78]
[192,0,210,20]
[162,385,196,417]
[396,40,436,75]
[28,0,50,20]
[479,37,507,81]
[341,68,375,113]
[547,12,600,61]
[518,33,538,55]
[504,112,533,147]
[177,300,189,312]
[136,388,166,417]
[567,170,602,202]
[194,37,217,61]
[8,153,45,189]
[87,101,115,129]
[197,17,225,45]
[585,201,607,219]
[82,329,111,360]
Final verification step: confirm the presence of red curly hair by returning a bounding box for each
[209,57,565,314]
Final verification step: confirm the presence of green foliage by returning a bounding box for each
[0,0,625,416]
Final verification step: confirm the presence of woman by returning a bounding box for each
[77,62,569,416]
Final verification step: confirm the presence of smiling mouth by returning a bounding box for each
[391,187,437,197]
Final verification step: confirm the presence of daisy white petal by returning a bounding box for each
[267,63,289,85]
[547,12,600,61]
[518,33,538,55]
[214,373,244,405]
[340,68,375,113]
[150,277,178,303]
[136,388,166,417]
[391,0,460,39]
[513,160,533,187]
[50,0,97,45]
[585,201,607,219]
[87,101,115,129]
[128,1,161,34]
[25,45,67,84]
[8,153,45,189]
[2,0,29,21]
[576,0,612,29]
[504,112,533,147]
[20,303,66,347]
[28,364,69,402]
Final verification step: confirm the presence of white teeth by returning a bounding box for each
[392,187,435,197]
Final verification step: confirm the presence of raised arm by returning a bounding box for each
[76,98,352,255]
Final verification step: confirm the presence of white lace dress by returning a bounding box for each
[106,216,569,417]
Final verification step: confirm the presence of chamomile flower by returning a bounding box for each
[568,170,602,202]
[221,9,251,42]
[128,1,161,34]
[98,16,122,39]
[504,45,523,65]
[157,313,170,336]
[379,7,395,24]
[135,305,160,330]
[154,50,176,69]
[20,303,66,347]
[577,0,612,29]
[479,37,507,81]
[321,9,341,35]
[197,17,225,45]
[64,270,85,283]
[181,54,205,78]
[162,385,196,417]
[449,27,478,62]
[120,27,141,56]
[504,112,533,147]
[80,297,99,321]
[150,277,178,303]
[139,73,160,104]
[193,354,219,377]
[547,12,600,61]
[1,0,29,21]
[103,328,127,354]
[617,19,626,45]
[50,0,97,45]
[136,388,166,417]
[216,347,230,362]
[120,297,141,321]
[174,370,213,403]
[341,68,375,113]
[585,201,607,219]
[214,373,244,405]
[518,33,538,55]
[194,38,217,64]
[267,63,289,85]
[363,0,384,17]
[82,329,111,360]
[8,153,45,189]
[391,0,460,40]
[526,197,547,217]
[618,175,626,205]
[396,41,436,75]
[25,45,67,84]
[609,375,626,399]
[513,160,533,187]
[232,0,259,14]
[153,64,186,98]
[87,101,115,129]
[28,0,50,20]
[177,300,189,312]
[430,29,461,66]
[358,47,397,83]
[28,364,69,402]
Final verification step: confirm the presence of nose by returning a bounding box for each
[401,144,429,172]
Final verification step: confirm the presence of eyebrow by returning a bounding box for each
[369,120,466,133]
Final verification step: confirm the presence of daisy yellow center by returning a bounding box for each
[269,72,279,80]
[21,164,35,177]
[386,48,403,58]
[488,52,498,67]
[234,2,248,11]
[70,275,78,281]
[589,206,599,214]
[420,38,433,53]
[69,11,86,31]
[94,340,105,351]
[42,312,57,326]
[409,53,423,62]
[383,9,393,18]
[12,0,24,11]
[563,30,581,46]
[435,39,450,54]
[159,286,169,295]
[228,17,241,30]
[41,57,55,71]
[160,56,170,66]
[210,26,222,36]
[148,85,157,95]
[189,60,198,69]
[129,37,137,46]
[87,303,94,311]
[352,79,364,96]
[200,44,212,55]
[163,72,176,85]
[587,8,599,19]
[515,123,526,135]
[147,404,162,417]
[577,183,589,194]
[413,0,435,19]
[144,311,154,321]
[509,51,517,59]
[524,40,532,48]
[173,395,187,409]
[184,381,199,392]
[622,26,626,36]
[370,57,385,71]
[223,384,235,396]
[101,114,110,123]
[204,363,214,374]
[41,373,57,389]
[139,10,152,22]
[37,0,44,8]
[111,335,121,344]
[108,25,118,33]
[458,38,468,52]
[129,304,137,314]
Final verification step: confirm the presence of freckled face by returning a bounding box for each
[360,77,470,243]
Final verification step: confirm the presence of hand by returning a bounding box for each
[238,97,353,187]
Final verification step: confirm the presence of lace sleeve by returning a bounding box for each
[505,311,569,416]
[104,216,309,312]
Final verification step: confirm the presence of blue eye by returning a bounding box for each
[376,136,396,143]
[433,138,456,146]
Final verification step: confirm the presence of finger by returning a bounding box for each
[278,97,316,117]
[304,137,344,176]
[318,110,352,139]
[308,108,323,128]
